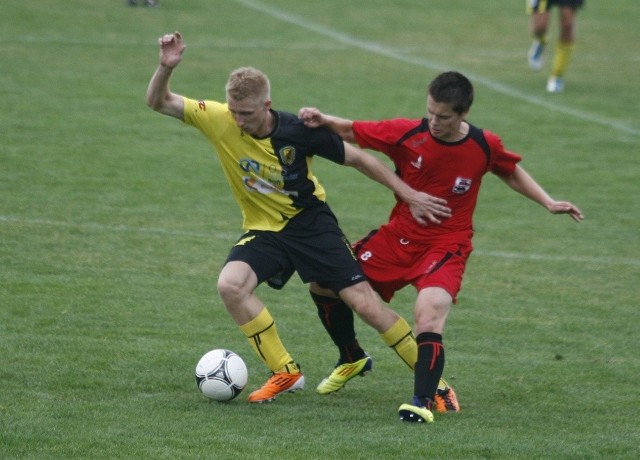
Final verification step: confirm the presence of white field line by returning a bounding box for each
[12,34,349,51]
[233,0,639,137]
[2,215,638,268]
[0,215,237,242]
[10,4,638,135]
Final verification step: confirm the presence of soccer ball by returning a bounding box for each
[195,349,248,402]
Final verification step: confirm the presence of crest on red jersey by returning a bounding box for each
[452,177,472,194]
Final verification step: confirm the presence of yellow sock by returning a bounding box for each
[550,40,575,77]
[380,317,417,370]
[239,308,299,374]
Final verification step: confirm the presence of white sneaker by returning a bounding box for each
[528,41,545,71]
[546,76,564,93]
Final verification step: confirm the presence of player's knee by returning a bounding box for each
[217,262,257,302]
[340,285,379,319]
[217,274,245,302]
[414,302,450,333]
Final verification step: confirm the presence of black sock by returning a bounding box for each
[414,332,445,408]
[310,291,366,363]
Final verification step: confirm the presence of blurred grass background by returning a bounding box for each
[1,0,638,458]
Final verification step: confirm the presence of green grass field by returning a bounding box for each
[2,0,639,458]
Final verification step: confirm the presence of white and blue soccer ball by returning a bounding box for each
[195,349,248,402]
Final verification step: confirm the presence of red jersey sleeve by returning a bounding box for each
[353,119,420,156]
[484,129,522,177]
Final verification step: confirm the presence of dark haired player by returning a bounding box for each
[300,71,583,423]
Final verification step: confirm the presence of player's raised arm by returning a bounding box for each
[146,32,186,119]
[342,142,451,225]
[299,107,357,143]
[500,165,584,222]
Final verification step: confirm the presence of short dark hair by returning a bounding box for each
[428,71,474,114]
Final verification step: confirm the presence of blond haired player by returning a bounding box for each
[146,32,449,405]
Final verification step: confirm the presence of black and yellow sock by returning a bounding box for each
[551,40,575,77]
[239,308,299,374]
[380,317,417,370]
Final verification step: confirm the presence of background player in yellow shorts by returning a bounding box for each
[527,0,585,92]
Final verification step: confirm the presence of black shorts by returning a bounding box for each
[225,203,366,293]
[527,0,584,13]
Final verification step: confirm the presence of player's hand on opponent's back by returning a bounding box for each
[298,107,325,128]
[158,31,186,69]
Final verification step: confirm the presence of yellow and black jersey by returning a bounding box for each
[183,97,345,232]
[527,0,584,14]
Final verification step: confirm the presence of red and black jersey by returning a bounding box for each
[353,118,521,241]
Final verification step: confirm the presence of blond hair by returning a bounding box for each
[225,67,271,103]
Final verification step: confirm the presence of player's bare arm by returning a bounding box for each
[298,107,357,144]
[146,32,186,119]
[500,165,584,222]
[343,142,451,225]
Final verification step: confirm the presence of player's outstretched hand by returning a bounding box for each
[158,31,186,69]
[548,201,584,222]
